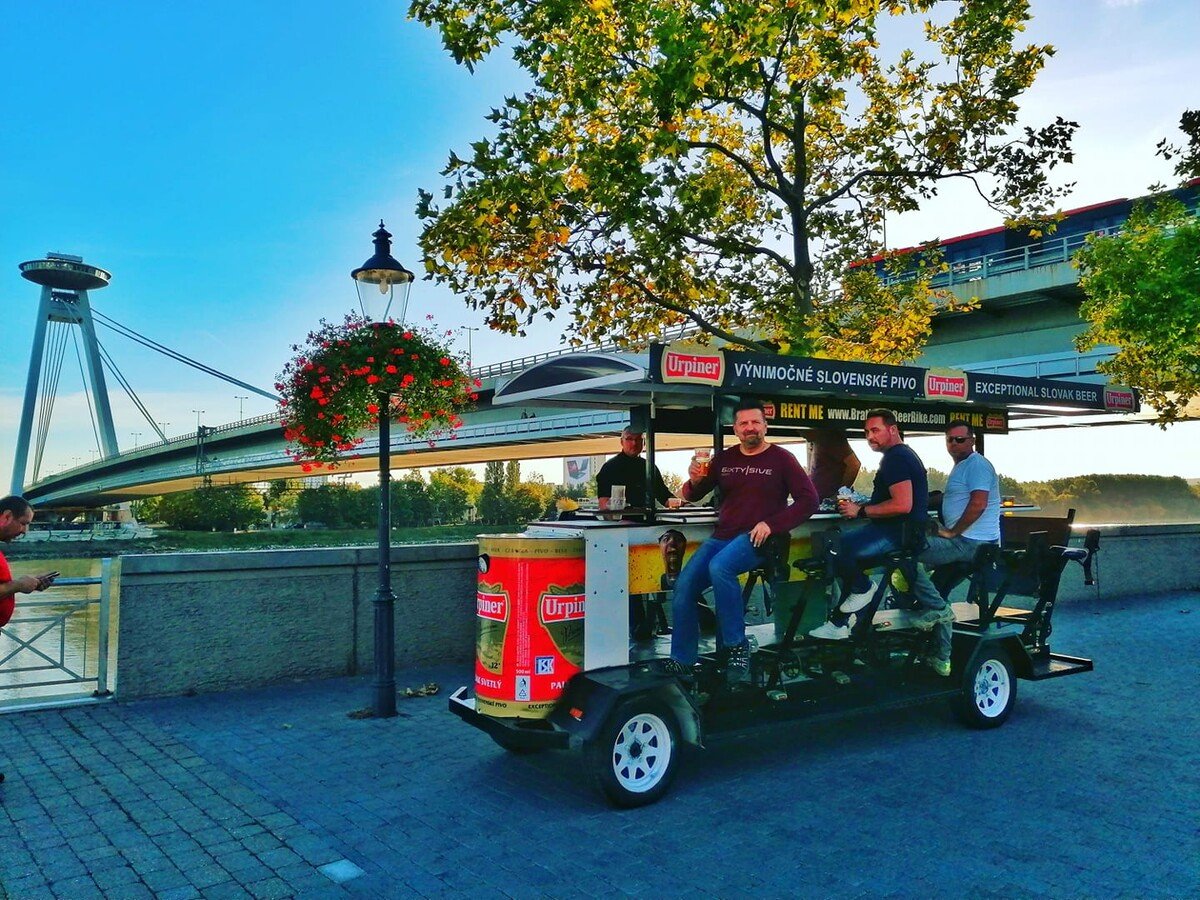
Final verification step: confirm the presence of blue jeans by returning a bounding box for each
[669,534,764,665]
[836,523,904,595]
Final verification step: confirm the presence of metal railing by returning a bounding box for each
[881,227,1122,290]
[472,324,696,380]
[0,559,114,709]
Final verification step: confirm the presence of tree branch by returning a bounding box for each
[624,276,775,352]
[683,139,788,203]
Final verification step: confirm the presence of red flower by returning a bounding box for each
[367,374,380,384]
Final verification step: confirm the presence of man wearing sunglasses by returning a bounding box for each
[909,420,1001,675]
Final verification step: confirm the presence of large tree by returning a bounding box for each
[1075,110,1200,425]
[1074,197,1200,425]
[413,0,1074,359]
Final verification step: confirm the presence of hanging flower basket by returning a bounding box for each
[276,312,479,470]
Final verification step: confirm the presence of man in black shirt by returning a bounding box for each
[596,429,674,510]
[809,408,951,640]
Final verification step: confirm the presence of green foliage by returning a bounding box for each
[476,459,554,524]
[296,483,367,528]
[840,466,1197,524]
[155,485,265,531]
[429,467,479,523]
[1155,108,1200,182]
[263,479,300,526]
[1015,474,1200,525]
[413,0,1073,358]
[1075,197,1200,425]
[392,475,435,527]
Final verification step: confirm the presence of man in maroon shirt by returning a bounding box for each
[664,399,819,685]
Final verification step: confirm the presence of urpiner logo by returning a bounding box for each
[924,371,968,400]
[1104,388,1136,412]
[662,349,724,385]
[476,592,508,621]
[539,593,585,622]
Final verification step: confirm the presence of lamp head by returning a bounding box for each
[351,221,414,323]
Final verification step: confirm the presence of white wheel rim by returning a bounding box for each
[611,713,673,793]
[973,659,1011,718]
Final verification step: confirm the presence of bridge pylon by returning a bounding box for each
[12,253,118,495]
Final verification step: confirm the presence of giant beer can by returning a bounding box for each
[475,535,585,718]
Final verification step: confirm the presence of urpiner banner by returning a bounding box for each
[652,342,1138,413]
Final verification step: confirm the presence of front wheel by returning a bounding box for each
[955,646,1016,729]
[584,698,680,808]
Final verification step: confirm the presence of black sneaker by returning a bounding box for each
[725,641,752,686]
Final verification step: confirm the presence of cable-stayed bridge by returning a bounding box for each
[20,180,1197,509]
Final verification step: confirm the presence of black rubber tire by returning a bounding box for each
[955,646,1017,729]
[584,697,681,808]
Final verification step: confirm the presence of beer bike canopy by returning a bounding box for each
[493,342,1140,436]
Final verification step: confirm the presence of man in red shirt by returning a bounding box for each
[664,399,819,685]
[1,495,57,785]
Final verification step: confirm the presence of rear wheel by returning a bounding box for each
[955,646,1016,728]
[585,698,680,808]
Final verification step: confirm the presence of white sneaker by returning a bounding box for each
[839,579,879,614]
[809,621,851,640]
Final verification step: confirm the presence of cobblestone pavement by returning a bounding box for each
[2,591,1197,899]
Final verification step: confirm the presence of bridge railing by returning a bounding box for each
[880,226,1122,290]
[472,324,695,379]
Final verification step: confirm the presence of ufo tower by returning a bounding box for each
[12,253,118,494]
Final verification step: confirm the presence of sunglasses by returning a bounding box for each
[946,435,971,444]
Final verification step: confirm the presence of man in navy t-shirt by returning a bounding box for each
[664,398,819,685]
[809,409,952,640]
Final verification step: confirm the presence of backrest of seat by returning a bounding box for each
[1001,508,1076,549]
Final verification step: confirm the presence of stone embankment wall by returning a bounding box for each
[114,524,1199,700]
[116,543,477,700]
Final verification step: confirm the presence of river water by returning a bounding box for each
[1,556,113,705]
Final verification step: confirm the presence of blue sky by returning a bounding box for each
[2,0,1198,487]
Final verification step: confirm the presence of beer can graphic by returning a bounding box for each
[475,536,586,718]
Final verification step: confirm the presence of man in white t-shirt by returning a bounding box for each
[910,420,1001,675]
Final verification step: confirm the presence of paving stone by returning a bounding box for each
[1,594,1196,898]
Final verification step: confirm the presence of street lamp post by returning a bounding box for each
[131,432,142,448]
[192,409,205,431]
[234,395,249,421]
[351,221,414,719]
[459,326,479,369]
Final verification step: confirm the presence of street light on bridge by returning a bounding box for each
[192,409,205,432]
[234,395,249,421]
[351,221,414,719]
[459,326,479,369]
